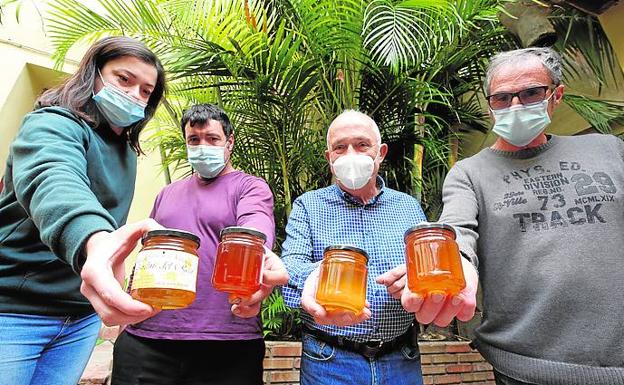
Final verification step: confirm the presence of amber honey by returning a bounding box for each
[130,229,201,310]
[212,227,266,298]
[315,245,368,315]
[404,223,465,297]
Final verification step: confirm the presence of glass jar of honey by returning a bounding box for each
[404,223,466,297]
[212,226,266,298]
[130,229,201,310]
[315,245,368,315]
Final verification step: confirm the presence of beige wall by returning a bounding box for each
[599,2,624,137]
[600,2,624,74]
[0,1,166,224]
[0,58,70,169]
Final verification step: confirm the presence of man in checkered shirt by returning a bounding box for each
[281,110,478,385]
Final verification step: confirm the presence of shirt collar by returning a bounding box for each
[333,176,386,206]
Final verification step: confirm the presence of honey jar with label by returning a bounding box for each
[130,229,201,309]
[315,245,369,315]
[212,226,266,298]
[404,223,466,297]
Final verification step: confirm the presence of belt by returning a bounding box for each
[304,325,418,358]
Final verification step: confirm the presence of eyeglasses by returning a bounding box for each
[486,85,555,110]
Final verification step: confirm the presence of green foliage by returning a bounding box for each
[551,7,621,92]
[261,289,301,339]
[564,95,624,134]
[0,0,45,26]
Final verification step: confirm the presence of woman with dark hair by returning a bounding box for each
[0,36,166,385]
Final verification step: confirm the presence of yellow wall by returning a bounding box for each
[599,2,624,137]
[0,63,39,166]
[0,2,166,225]
[0,59,69,168]
[600,2,624,74]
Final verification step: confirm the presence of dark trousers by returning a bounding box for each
[111,331,265,385]
[494,369,538,385]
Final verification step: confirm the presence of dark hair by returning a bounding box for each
[36,36,166,154]
[180,104,233,138]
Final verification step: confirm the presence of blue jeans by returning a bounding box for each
[300,333,423,385]
[0,312,101,385]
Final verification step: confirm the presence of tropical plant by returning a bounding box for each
[548,6,624,134]
[0,0,45,26]
[43,0,624,338]
[261,289,302,339]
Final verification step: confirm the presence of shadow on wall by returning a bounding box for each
[0,62,67,177]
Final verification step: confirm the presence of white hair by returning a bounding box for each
[484,47,563,94]
[326,109,381,150]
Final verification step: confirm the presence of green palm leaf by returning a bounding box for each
[551,8,622,92]
[363,1,433,74]
[46,0,119,67]
[564,94,624,134]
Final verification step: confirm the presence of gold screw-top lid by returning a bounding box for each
[324,245,369,264]
[404,222,456,242]
[142,229,201,247]
[219,226,267,242]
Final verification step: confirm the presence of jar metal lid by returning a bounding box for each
[220,226,267,242]
[404,223,456,241]
[324,245,369,263]
[143,229,201,246]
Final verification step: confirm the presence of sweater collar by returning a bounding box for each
[487,135,558,159]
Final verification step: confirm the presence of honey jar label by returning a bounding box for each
[131,250,199,292]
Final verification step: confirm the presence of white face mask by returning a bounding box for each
[187,144,227,179]
[92,70,146,128]
[332,153,376,190]
[491,98,552,147]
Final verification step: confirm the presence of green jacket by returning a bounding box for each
[0,107,137,316]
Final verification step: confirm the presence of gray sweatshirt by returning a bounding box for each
[439,134,624,384]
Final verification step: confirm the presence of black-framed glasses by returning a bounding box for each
[486,85,555,110]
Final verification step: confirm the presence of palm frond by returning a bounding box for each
[551,7,623,93]
[564,94,624,134]
[46,0,119,67]
[363,0,444,74]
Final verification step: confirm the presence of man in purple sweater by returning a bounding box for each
[111,104,288,385]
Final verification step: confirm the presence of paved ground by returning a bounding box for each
[79,340,114,385]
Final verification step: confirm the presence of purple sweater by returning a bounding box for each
[126,171,275,340]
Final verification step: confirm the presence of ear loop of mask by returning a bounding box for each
[224,135,233,163]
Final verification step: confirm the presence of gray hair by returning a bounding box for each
[484,47,563,94]
[326,109,381,150]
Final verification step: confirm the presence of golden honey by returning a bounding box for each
[130,229,200,310]
[404,223,466,297]
[315,245,368,315]
[212,227,266,298]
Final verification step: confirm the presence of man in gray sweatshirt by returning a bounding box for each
[437,47,624,384]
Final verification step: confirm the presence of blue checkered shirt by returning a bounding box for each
[281,177,427,342]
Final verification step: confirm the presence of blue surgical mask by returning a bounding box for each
[491,98,552,147]
[187,144,227,179]
[92,70,146,128]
